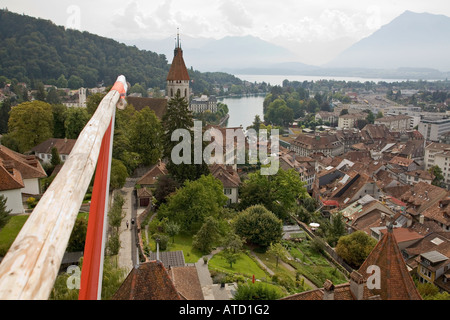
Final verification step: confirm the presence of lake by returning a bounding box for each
[218,94,265,129]
[220,74,416,129]
[235,74,412,86]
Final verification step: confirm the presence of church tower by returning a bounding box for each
[166,29,190,102]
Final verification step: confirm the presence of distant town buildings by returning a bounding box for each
[419,118,450,142]
[290,132,344,157]
[190,95,217,113]
[375,114,412,131]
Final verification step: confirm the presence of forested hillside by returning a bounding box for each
[0,9,170,89]
[0,9,254,95]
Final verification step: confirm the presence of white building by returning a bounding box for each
[425,142,450,188]
[31,138,77,165]
[375,115,412,131]
[338,113,367,129]
[190,95,218,113]
[419,118,450,142]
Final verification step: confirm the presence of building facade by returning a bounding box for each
[425,142,450,188]
[190,95,217,113]
[375,115,412,131]
[419,118,450,142]
[290,132,344,157]
[338,114,367,129]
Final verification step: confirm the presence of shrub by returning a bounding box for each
[233,282,283,300]
[152,233,169,251]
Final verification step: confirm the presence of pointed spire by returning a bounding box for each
[358,229,422,300]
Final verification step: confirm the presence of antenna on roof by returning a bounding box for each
[174,27,181,56]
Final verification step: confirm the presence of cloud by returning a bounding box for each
[219,0,253,33]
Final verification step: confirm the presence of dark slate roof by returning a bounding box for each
[31,138,77,156]
[148,251,186,268]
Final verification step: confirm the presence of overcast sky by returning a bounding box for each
[2,0,450,65]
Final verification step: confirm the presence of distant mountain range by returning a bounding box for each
[121,10,450,80]
[325,11,450,72]
[119,35,298,72]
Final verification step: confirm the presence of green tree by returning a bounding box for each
[268,242,288,268]
[166,221,181,244]
[234,205,283,248]
[66,216,88,252]
[0,99,12,134]
[239,169,308,220]
[154,174,180,207]
[35,82,47,101]
[162,92,209,183]
[192,216,220,254]
[414,280,450,300]
[0,195,12,229]
[52,104,68,138]
[8,101,53,152]
[325,212,347,247]
[46,87,60,104]
[221,233,244,268]
[366,111,375,124]
[429,165,444,187]
[129,83,148,97]
[110,159,128,189]
[68,75,84,89]
[86,92,106,115]
[128,107,163,166]
[108,193,125,234]
[50,147,61,167]
[64,107,90,139]
[335,231,377,269]
[158,175,228,233]
[56,74,68,88]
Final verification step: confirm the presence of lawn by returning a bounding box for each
[208,251,268,280]
[146,232,204,264]
[0,215,29,256]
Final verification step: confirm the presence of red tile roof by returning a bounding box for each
[0,145,47,179]
[358,228,422,300]
[112,261,182,300]
[169,266,204,300]
[379,227,424,243]
[167,48,190,81]
[0,161,24,191]
[210,164,241,188]
[137,162,168,186]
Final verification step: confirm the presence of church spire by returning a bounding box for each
[174,27,181,57]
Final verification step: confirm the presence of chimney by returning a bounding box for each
[3,160,15,174]
[406,214,413,227]
[419,214,424,225]
[349,271,365,300]
[156,238,160,262]
[322,280,335,300]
